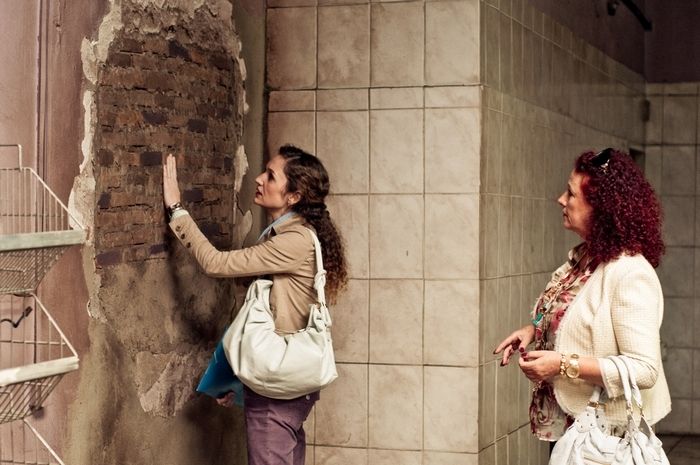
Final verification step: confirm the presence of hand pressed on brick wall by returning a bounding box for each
[163,154,182,208]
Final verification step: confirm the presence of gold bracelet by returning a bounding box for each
[559,353,568,376]
[565,354,580,379]
[167,202,182,214]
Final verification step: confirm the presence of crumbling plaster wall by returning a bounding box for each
[66,1,252,463]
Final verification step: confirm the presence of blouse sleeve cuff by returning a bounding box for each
[170,209,189,221]
[599,357,623,399]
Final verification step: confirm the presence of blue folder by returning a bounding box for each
[196,340,244,406]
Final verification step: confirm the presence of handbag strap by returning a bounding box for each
[307,229,327,307]
[587,385,603,405]
[608,355,643,419]
[585,356,644,409]
[617,355,644,408]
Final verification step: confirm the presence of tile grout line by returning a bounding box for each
[422,0,427,457]
[366,2,372,457]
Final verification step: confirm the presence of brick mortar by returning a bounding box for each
[81,0,246,269]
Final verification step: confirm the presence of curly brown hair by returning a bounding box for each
[574,148,664,268]
[278,145,348,303]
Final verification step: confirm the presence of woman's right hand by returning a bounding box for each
[163,153,182,208]
[493,324,535,366]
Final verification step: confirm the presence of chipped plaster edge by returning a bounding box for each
[232,144,252,246]
[69,0,124,322]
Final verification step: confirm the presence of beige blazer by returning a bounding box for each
[552,253,671,427]
[169,213,317,332]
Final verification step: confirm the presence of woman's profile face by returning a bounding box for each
[557,170,593,239]
[254,155,298,218]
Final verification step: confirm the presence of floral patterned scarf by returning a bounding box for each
[529,244,592,441]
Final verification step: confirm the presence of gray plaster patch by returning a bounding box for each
[134,347,211,417]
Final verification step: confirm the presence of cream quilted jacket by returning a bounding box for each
[551,253,672,427]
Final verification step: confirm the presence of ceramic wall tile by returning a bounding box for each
[424,366,479,452]
[662,196,695,246]
[318,5,370,88]
[267,111,316,156]
[425,108,481,193]
[425,194,479,279]
[315,364,368,447]
[479,362,496,449]
[327,195,369,279]
[657,399,692,433]
[369,87,423,110]
[423,452,479,465]
[484,4,500,89]
[368,450,421,465]
[658,247,694,298]
[315,446,368,465]
[369,195,423,278]
[317,89,369,111]
[661,298,694,348]
[425,0,480,85]
[368,364,422,449]
[370,109,424,194]
[269,90,315,111]
[332,279,369,362]
[267,7,316,89]
[369,279,423,364]
[370,3,424,87]
[425,86,481,109]
[664,348,693,397]
[663,96,697,144]
[317,111,369,193]
[424,280,479,367]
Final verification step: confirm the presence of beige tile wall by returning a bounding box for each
[645,82,700,434]
[267,2,482,463]
[479,0,646,463]
[266,0,653,463]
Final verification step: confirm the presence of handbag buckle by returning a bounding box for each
[587,400,605,409]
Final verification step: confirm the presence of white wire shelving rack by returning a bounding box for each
[0,144,84,464]
[0,145,86,295]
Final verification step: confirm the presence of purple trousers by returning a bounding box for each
[244,387,318,465]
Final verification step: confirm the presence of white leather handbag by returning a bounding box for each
[222,229,338,400]
[549,355,669,465]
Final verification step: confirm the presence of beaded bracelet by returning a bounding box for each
[559,353,568,377]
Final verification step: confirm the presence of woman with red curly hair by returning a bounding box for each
[494,148,671,444]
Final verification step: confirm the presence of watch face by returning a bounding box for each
[566,365,579,378]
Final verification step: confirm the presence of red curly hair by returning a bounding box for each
[575,149,664,268]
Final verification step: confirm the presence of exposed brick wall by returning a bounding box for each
[93,2,243,268]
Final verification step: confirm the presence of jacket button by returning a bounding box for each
[180,233,186,239]
[186,242,192,248]
[175,225,182,232]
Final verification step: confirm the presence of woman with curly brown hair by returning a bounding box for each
[494,148,671,446]
[163,144,347,465]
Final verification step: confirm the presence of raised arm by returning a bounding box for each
[169,214,311,278]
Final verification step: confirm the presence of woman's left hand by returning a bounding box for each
[215,391,237,408]
[518,350,561,382]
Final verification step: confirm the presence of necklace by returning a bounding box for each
[532,245,590,327]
